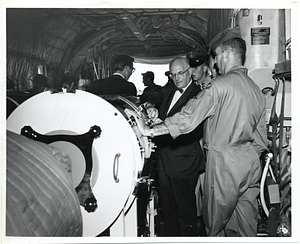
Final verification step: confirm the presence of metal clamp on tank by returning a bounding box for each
[132,175,155,196]
[127,111,156,159]
[138,102,155,127]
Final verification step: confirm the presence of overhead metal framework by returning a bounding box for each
[6,8,233,83]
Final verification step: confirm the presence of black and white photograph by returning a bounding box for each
[1,1,299,243]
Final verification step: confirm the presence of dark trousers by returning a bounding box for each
[158,159,200,236]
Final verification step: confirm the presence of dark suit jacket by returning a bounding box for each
[89,74,137,96]
[155,82,205,178]
[140,84,163,108]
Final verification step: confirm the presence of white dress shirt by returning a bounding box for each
[167,80,192,114]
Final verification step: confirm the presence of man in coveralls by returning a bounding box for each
[126,26,267,237]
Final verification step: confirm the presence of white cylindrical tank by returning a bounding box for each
[235,9,291,126]
[236,9,286,70]
[7,90,145,236]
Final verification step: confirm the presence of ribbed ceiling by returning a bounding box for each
[7,8,211,71]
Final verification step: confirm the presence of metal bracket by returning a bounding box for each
[21,125,101,212]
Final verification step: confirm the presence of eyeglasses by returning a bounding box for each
[169,67,190,80]
[130,67,136,73]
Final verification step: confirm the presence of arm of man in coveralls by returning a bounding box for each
[126,85,217,139]
[252,109,268,154]
[164,84,218,139]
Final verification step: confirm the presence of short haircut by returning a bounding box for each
[112,55,134,73]
[222,38,246,65]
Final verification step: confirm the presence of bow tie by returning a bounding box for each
[173,87,184,93]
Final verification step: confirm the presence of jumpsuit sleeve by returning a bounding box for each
[253,108,268,155]
[164,84,218,139]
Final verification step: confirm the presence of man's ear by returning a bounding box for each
[223,49,231,61]
[188,67,193,77]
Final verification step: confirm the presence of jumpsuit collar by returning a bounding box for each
[226,65,248,75]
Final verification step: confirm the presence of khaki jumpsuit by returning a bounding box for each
[165,65,268,236]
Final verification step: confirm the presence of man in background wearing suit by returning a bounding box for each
[89,55,137,96]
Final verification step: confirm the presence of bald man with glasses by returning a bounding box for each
[145,57,205,236]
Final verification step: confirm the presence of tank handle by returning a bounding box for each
[113,153,121,183]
